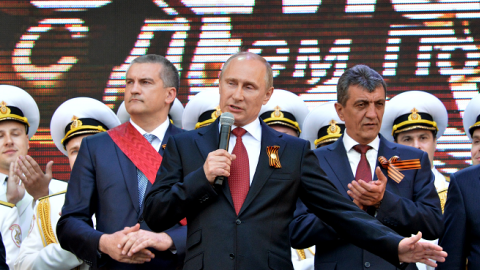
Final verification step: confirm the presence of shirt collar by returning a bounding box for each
[343,129,380,152]
[129,117,170,142]
[0,172,6,183]
[220,118,262,142]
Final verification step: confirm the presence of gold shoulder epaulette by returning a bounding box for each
[38,190,67,201]
[445,176,450,182]
[437,188,448,214]
[0,201,14,208]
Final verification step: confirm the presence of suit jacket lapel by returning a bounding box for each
[375,135,401,194]
[194,120,237,208]
[238,122,286,216]
[113,141,140,214]
[323,137,355,198]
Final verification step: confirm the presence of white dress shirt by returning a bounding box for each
[222,118,262,185]
[342,130,380,181]
[130,117,170,152]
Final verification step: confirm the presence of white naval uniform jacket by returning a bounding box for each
[0,173,68,241]
[15,192,87,270]
[291,246,315,270]
[0,201,20,269]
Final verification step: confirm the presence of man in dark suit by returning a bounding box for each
[141,52,447,270]
[289,65,443,270]
[56,54,186,269]
[437,164,480,269]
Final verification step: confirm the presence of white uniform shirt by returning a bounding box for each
[0,202,20,269]
[14,193,87,270]
[291,246,315,270]
[223,118,262,185]
[0,173,68,241]
[342,131,380,180]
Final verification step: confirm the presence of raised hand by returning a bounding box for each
[6,160,25,205]
[398,232,447,267]
[16,155,52,201]
[347,166,387,208]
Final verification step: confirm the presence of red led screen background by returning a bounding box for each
[0,0,479,180]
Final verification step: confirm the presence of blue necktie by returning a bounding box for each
[137,133,157,208]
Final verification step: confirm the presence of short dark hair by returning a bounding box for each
[129,54,180,91]
[220,52,273,90]
[337,64,387,106]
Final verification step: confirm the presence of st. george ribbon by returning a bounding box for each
[214,112,234,186]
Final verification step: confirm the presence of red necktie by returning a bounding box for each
[353,144,372,183]
[229,127,250,215]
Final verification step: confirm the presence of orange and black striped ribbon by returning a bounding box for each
[266,146,282,168]
[378,156,421,184]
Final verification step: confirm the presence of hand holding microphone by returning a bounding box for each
[203,112,236,186]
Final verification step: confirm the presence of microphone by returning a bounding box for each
[214,112,234,186]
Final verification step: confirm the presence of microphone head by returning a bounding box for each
[220,112,235,126]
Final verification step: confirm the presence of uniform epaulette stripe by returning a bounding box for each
[38,190,67,201]
[0,201,14,208]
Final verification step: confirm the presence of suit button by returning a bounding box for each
[236,219,241,225]
[364,262,370,268]
[138,216,144,223]
[229,253,235,260]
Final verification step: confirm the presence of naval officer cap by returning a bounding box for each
[116,98,184,128]
[380,90,448,142]
[182,89,221,131]
[0,85,39,138]
[51,97,121,156]
[301,101,345,149]
[258,89,309,136]
[463,94,480,140]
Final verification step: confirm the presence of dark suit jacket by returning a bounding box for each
[57,123,186,270]
[437,164,480,269]
[144,119,406,270]
[0,233,7,270]
[289,135,443,270]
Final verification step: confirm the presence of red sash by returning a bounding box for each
[108,123,188,226]
[108,122,162,184]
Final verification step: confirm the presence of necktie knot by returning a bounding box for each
[143,133,156,144]
[353,144,372,155]
[232,127,247,138]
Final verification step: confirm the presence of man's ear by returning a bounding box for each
[262,87,274,105]
[334,102,345,121]
[165,87,176,105]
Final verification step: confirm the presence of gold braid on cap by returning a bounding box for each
[61,116,107,147]
[262,106,301,133]
[0,101,30,126]
[314,120,342,148]
[392,108,437,135]
[195,106,222,129]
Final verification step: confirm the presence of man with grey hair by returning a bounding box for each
[142,54,446,270]
[57,54,186,269]
[290,65,443,269]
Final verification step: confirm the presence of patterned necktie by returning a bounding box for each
[353,144,373,183]
[137,133,157,208]
[229,127,250,215]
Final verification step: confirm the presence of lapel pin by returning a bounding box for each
[267,146,281,168]
[162,144,167,149]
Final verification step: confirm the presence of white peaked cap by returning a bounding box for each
[463,94,480,140]
[0,85,40,138]
[380,90,448,142]
[259,89,309,134]
[182,89,221,131]
[51,97,120,156]
[301,101,345,149]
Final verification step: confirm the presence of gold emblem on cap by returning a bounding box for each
[408,108,421,121]
[327,120,341,135]
[70,116,83,129]
[0,101,10,115]
[213,105,222,118]
[272,106,283,118]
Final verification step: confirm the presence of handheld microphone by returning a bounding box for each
[214,112,234,186]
